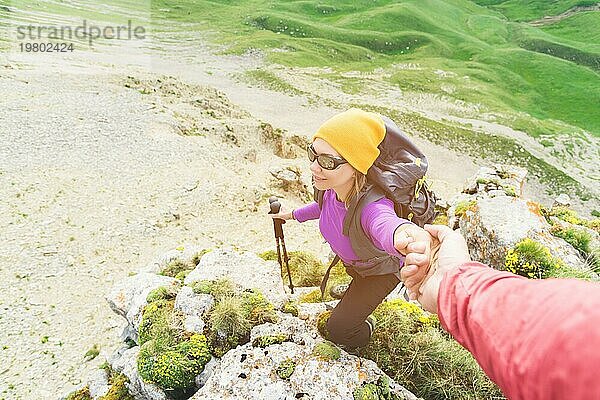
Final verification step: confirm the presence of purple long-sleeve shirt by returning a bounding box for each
[293,189,411,271]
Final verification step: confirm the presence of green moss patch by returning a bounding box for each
[136,293,212,391]
[354,376,400,400]
[316,311,331,339]
[252,334,289,348]
[65,387,91,400]
[146,286,178,303]
[281,299,299,317]
[101,372,135,400]
[275,358,296,380]
[312,340,341,361]
[506,237,597,279]
[137,334,211,390]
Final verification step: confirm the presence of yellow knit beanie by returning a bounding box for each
[313,108,385,174]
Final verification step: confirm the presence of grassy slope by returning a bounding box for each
[151,0,600,137]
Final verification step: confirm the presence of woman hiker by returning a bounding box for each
[270,108,433,351]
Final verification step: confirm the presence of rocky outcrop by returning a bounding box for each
[192,340,417,400]
[458,196,586,269]
[100,247,418,400]
[184,247,288,308]
[446,166,590,270]
[106,273,180,343]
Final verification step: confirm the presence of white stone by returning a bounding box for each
[106,272,179,343]
[110,347,168,400]
[191,341,417,400]
[185,248,287,307]
[87,368,110,399]
[553,193,571,207]
[174,286,214,334]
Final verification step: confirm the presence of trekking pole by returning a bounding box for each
[269,197,294,294]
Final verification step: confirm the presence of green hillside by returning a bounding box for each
[3,0,598,136]
[150,0,600,137]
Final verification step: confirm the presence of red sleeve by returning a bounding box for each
[438,262,600,400]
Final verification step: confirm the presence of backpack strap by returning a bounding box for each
[319,254,340,301]
[314,187,325,209]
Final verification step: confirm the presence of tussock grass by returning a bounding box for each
[362,300,504,400]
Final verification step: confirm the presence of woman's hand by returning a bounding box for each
[269,207,294,221]
[394,224,435,299]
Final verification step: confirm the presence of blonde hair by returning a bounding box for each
[344,172,367,208]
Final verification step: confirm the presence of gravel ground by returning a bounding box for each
[0,56,332,398]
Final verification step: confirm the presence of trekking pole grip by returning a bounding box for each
[268,198,285,238]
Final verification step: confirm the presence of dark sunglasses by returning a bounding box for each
[307,144,348,170]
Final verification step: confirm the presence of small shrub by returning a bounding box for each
[299,288,325,303]
[281,299,299,317]
[361,299,502,400]
[259,250,327,287]
[276,358,296,380]
[191,279,235,301]
[252,334,289,348]
[137,334,211,390]
[161,259,194,279]
[504,238,560,279]
[549,206,585,225]
[542,206,599,233]
[191,249,211,266]
[454,200,477,218]
[174,270,190,281]
[550,226,592,254]
[203,284,278,357]
[65,386,91,400]
[103,372,134,400]
[138,299,181,347]
[209,296,252,340]
[146,286,178,303]
[312,341,341,361]
[242,289,279,325]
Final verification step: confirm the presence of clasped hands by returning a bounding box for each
[394,224,471,313]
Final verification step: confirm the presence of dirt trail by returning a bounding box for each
[529,4,600,26]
